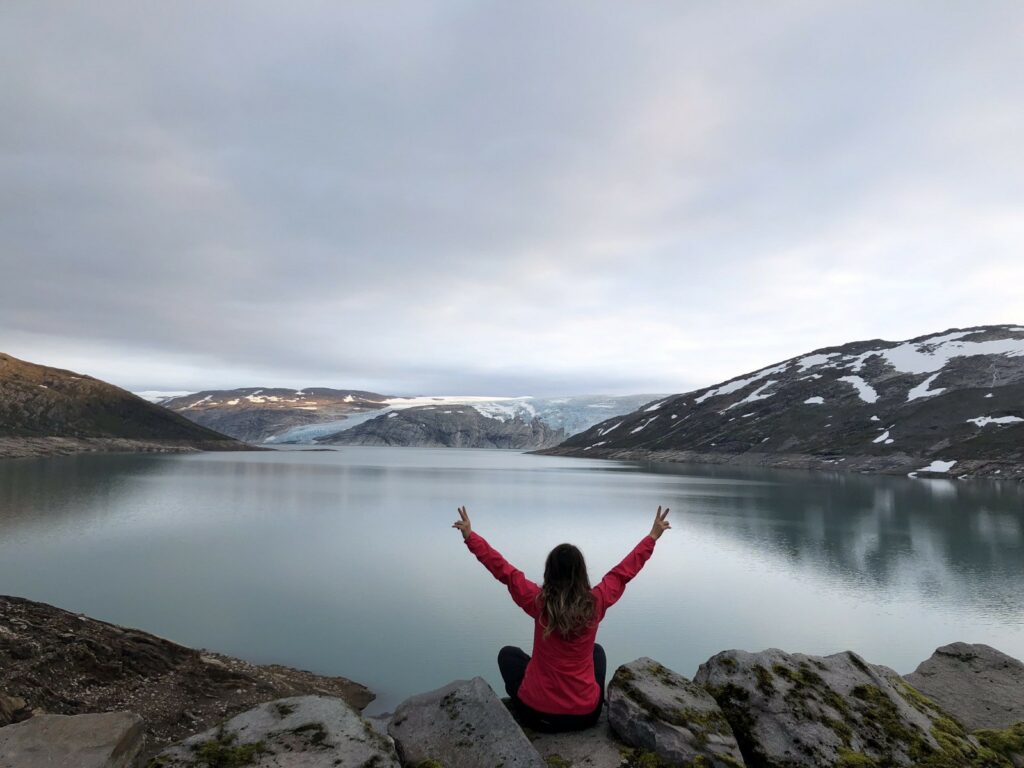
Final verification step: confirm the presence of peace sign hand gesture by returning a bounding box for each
[649,505,671,541]
[453,505,472,540]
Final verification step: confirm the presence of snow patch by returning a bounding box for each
[872,430,890,444]
[966,415,1024,427]
[985,393,994,398]
[917,459,957,473]
[134,390,192,403]
[870,415,880,422]
[630,416,659,434]
[839,376,879,403]
[804,396,824,405]
[724,380,778,411]
[796,353,839,371]
[694,363,789,404]
[845,330,1024,375]
[907,372,945,401]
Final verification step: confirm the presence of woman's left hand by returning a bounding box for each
[649,505,671,540]
[453,505,472,540]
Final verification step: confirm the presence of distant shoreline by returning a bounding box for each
[0,436,265,461]
[536,446,1024,482]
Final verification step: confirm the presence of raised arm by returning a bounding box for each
[594,506,670,618]
[454,506,541,618]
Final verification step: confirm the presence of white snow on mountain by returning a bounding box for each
[134,390,193,403]
[966,415,1024,427]
[838,375,879,403]
[694,363,789,404]
[724,380,779,411]
[907,372,945,401]
[918,459,957,473]
[804,396,824,404]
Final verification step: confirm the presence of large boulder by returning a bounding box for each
[0,711,144,768]
[607,657,743,767]
[152,695,399,767]
[904,642,1024,731]
[695,647,1007,767]
[388,676,546,768]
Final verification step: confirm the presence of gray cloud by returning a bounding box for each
[2,1,1023,394]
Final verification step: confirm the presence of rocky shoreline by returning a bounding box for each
[0,437,266,461]
[537,446,1024,482]
[3,597,1024,767]
[0,596,371,760]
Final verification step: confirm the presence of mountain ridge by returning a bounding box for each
[163,390,663,447]
[543,325,1024,480]
[0,352,250,459]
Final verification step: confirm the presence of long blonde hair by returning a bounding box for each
[538,543,595,639]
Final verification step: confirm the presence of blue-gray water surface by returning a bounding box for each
[1,447,1022,714]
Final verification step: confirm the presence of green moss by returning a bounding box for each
[189,728,268,767]
[544,756,573,768]
[704,683,769,768]
[975,721,1024,761]
[835,748,878,767]
[620,748,668,768]
[895,679,938,715]
[718,656,738,672]
[752,664,775,697]
[414,761,445,768]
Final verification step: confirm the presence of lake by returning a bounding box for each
[1,447,1022,714]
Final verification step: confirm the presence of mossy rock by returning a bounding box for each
[608,657,743,768]
[695,648,1015,767]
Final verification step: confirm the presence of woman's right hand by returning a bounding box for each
[453,505,472,540]
[649,505,671,540]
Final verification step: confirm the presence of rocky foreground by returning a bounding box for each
[3,598,1024,767]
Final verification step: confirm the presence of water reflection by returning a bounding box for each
[0,448,1021,711]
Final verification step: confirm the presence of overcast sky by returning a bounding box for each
[2,2,1023,396]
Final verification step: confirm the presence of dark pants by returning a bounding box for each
[498,644,606,733]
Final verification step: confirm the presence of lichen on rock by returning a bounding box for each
[695,648,1014,767]
[607,657,743,767]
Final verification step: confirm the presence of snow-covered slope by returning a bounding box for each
[313,394,662,449]
[162,388,389,443]
[550,325,1024,479]
[163,388,662,446]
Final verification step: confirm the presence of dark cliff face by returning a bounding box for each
[556,325,1024,468]
[164,388,390,443]
[0,352,239,445]
[318,405,566,449]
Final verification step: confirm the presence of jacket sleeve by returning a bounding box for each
[593,535,656,618]
[464,532,542,618]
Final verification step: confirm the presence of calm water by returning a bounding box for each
[1,447,1022,714]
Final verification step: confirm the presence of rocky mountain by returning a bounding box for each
[162,387,390,443]
[163,389,661,447]
[0,353,246,459]
[318,404,566,449]
[547,325,1024,479]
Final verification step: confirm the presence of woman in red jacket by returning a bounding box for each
[453,505,671,732]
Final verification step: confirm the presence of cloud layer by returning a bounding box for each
[2,1,1023,394]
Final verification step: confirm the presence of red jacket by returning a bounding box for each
[465,531,656,715]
